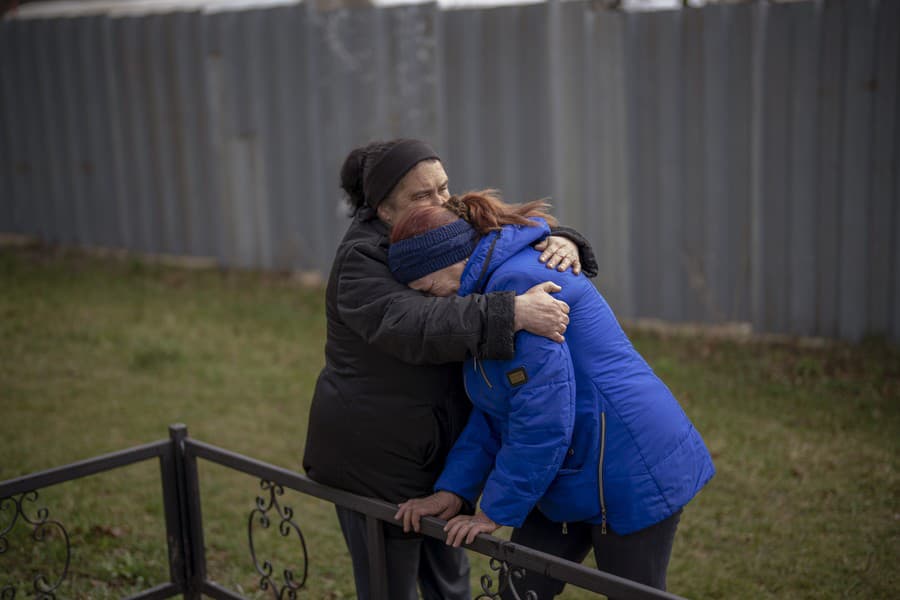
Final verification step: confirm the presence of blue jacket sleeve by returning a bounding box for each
[434,408,501,504]
[478,333,577,527]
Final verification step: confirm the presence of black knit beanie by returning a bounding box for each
[363,139,440,209]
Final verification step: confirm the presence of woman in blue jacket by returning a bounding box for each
[389,190,715,597]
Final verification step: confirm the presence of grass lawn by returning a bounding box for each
[1,245,898,599]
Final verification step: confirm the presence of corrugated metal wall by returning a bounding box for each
[1,0,898,342]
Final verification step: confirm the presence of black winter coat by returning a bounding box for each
[302,208,597,504]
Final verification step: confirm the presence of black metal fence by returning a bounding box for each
[0,424,684,600]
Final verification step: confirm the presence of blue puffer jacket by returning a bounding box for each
[434,219,715,535]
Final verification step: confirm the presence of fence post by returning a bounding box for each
[365,514,389,600]
[169,424,207,599]
[160,432,188,593]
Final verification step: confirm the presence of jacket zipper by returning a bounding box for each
[598,411,608,535]
[473,356,493,389]
[470,237,499,392]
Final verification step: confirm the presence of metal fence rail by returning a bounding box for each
[1,0,897,343]
[0,424,684,600]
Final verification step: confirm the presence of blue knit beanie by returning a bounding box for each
[388,219,479,284]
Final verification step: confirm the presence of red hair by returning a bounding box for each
[390,189,557,244]
[390,204,459,243]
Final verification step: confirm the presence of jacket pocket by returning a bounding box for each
[538,468,600,523]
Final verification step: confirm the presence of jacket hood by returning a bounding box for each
[458,218,551,296]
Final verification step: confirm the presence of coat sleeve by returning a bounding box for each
[433,408,501,505]
[478,334,577,527]
[336,241,516,364]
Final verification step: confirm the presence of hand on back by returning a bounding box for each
[514,281,570,343]
[535,235,581,275]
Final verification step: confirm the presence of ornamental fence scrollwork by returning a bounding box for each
[476,557,537,600]
[0,491,71,600]
[248,480,309,600]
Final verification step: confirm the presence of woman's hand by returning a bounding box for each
[394,491,463,533]
[535,235,581,275]
[514,282,570,342]
[443,512,500,547]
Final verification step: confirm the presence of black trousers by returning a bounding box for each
[504,509,682,600]
[336,506,471,600]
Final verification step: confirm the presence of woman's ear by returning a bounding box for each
[377,202,393,226]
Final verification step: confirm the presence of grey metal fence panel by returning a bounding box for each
[238,8,275,269]
[6,21,23,235]
[81,17,106,248]
[87,16,118,248]
[586,6,632,317]
[894,77,900,345]
[557,2,587,243]
[729,4,754,325]
[626,9,659,320]
[3,20,21,233]
[8,22,30,236]
[212,9,260,268]
[204,10,229,263]
[68,15,91,244]
[837,0,876,341]
[887,2,900,345]
[43,18,65,242]
[441,8,485,192]
[312,5,385,264]
[202,10,228,264]
[1,1,898,342]
[150,14,182,255]
[708,4,753,326]
[16,20,44,237]
[389,5,441,141]
[786,2,820,337]
[22,20,48,239]
[38,18,67,244]
[109,17,136,250]
[681,7,708,324]
[297,5,330,274]
[444,4,555,204]
[264,6,302,270]
[813,0,844,339]
[653,8,684,323]
[487,8,523,201]
[68,16,91,244]
[261,8,288,270]
[169,11,208,257]
[758,2,792,335]
[869,0,899,338]
[459,7,515,195]
[121,15,160,253]
[699,6,721,324]
[0,22,13,234]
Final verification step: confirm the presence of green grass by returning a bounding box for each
[1,245,898,599]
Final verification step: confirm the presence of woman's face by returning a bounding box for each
[409,260,467,297]
[377,160,450,227]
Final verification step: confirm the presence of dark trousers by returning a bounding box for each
[336,506,471,600]
[504,509,682,600]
